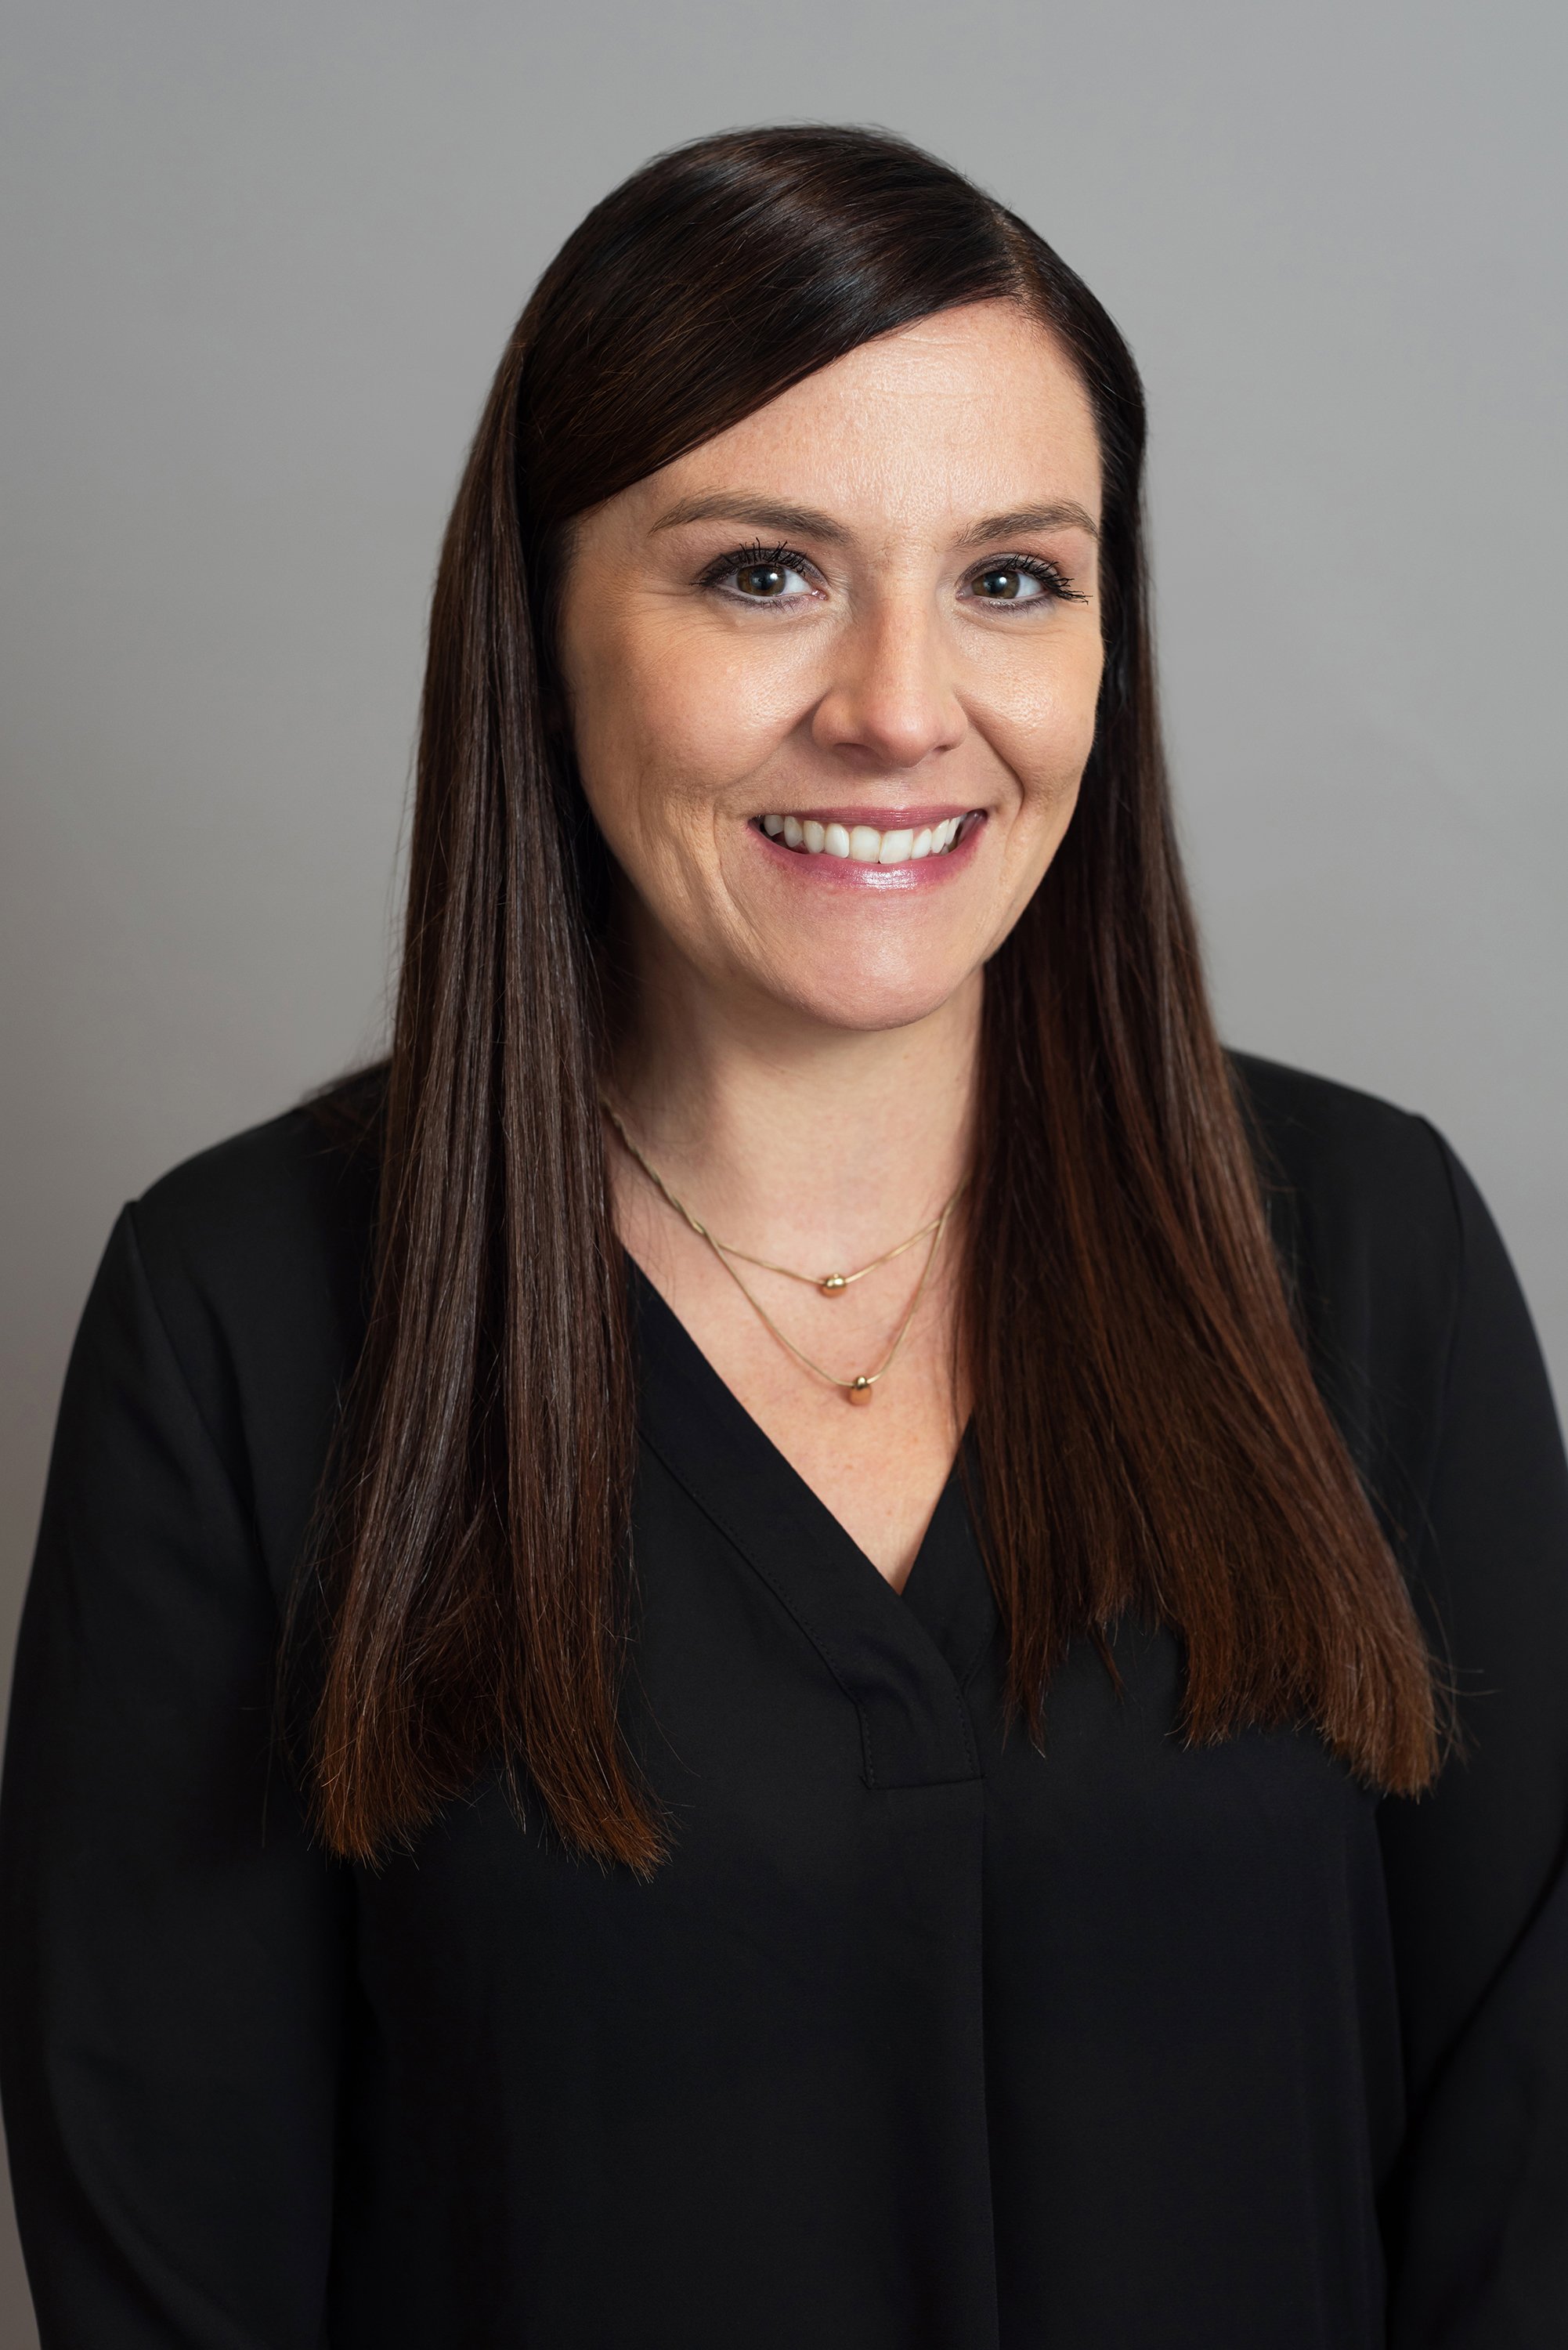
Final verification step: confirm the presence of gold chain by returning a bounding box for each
[703,1213,945,1293]
[602,1101,960,1405]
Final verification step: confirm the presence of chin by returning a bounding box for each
[760,948,977,1036]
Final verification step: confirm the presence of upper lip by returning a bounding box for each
[753,805,981,828]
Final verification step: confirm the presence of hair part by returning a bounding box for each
[298,125,1438,1871]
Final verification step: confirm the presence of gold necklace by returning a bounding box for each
[602,1101,961,1406]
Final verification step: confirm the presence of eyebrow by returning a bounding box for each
[650,491,1099,545]
[957,503,1100,546]
[651,493,852,543]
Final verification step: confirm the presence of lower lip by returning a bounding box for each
[748,815,986,890]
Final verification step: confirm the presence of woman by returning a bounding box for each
[2,125,1564,2349]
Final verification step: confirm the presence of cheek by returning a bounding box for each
[990,639,1104,817]
[569,616,797,844]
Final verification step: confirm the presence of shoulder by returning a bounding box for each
[130,1072,381,1325]
[1228,1050,1458,1234]
[122,1071,384,1594]
[1227,1051,1470,1533]
[1228,1050,1464,1303]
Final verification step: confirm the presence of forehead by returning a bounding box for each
[630,300,1102,536]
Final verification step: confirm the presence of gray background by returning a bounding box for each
[2,0,1563,2332]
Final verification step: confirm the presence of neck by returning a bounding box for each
[605,949,981,1268]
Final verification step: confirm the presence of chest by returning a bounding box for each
[340,1403,1400,2348]
[619,1224,964,1587]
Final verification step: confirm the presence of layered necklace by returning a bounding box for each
[602,1101,962,1406]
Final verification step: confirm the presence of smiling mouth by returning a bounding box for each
[755,811,983,865]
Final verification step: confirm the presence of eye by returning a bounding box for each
[733,559,807,598]
[699,542,820,606]
[962,555,1086,607]
[974,565,1044,602]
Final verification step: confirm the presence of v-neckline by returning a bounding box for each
[628,1260,997,1788]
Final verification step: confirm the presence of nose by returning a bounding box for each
[809,591,966,773]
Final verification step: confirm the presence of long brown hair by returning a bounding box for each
[304,125,1437,1871]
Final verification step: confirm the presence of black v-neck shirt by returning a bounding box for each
[2,1056,1566,2348]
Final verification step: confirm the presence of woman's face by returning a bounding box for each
[557,299,1105,1034]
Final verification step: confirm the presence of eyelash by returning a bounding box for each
[977,553,1089,604]
[696,541,1087,605]
[695,541,815,595]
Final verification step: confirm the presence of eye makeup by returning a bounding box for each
[694,540,1087,608]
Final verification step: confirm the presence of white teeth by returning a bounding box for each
[761,813,974,862]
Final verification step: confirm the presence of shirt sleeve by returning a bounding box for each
[0,1206,350,2349]
[1378,1137,1568,2348]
